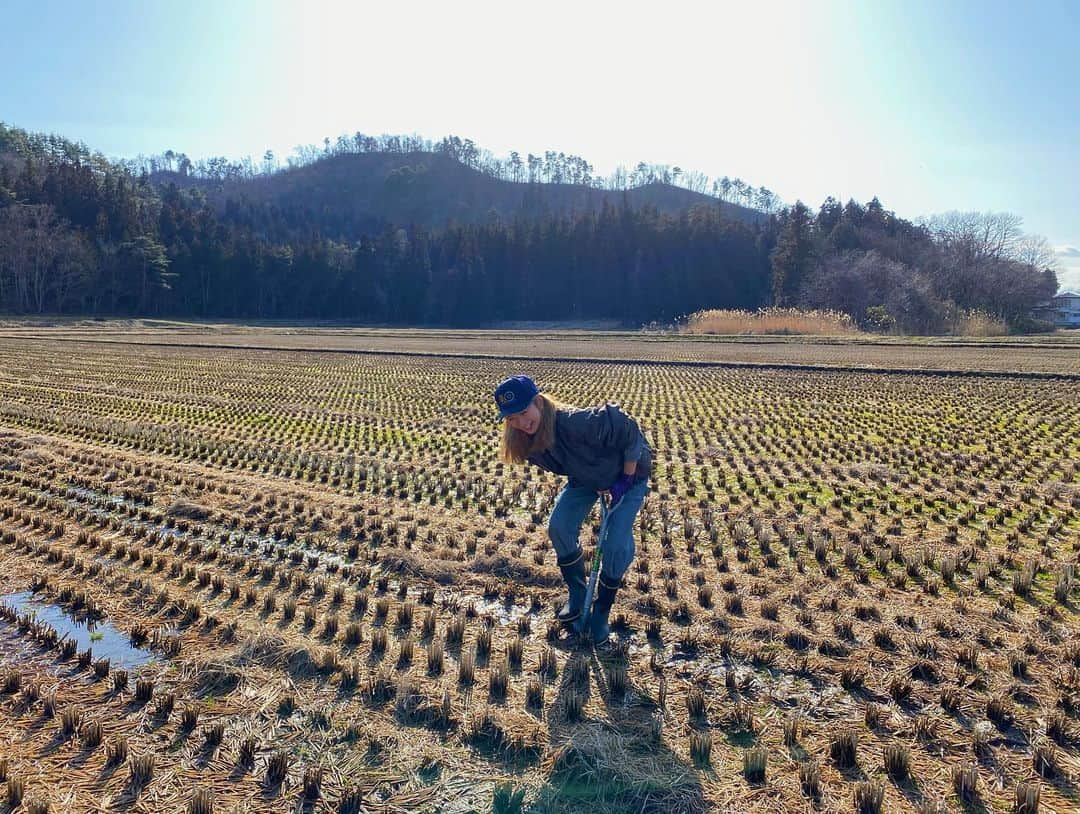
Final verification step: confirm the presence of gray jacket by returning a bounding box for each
[527,403,652,492]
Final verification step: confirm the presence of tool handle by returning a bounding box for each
[579,497,610,629]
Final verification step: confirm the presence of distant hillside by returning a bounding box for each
[0,120,1056,333]
[152,151,763,241]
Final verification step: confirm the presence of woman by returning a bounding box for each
[494,374,651,646]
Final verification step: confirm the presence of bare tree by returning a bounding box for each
[1014,234,1059,270]
[922,211,1025,264]
[0,203,91,312]
[682,170,709,194]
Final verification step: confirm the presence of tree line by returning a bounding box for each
[0,172,771,323]
[0,121,1059,331]
[102,129,783,214]
[770,198,1058,333]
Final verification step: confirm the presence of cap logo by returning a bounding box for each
[498,391,516,405]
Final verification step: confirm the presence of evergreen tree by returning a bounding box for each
[769,202,814,306]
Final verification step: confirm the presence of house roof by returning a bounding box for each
[1054,291,1080,299]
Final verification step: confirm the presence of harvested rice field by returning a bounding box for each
[0,333,1077,813]
[1,321,1079,376]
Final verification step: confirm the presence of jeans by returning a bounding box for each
[547,478,649,581]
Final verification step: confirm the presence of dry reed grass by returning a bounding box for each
[684,307,861,336]
[950,309,1010,337]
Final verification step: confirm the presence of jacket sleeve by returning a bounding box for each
[569,403,645,464]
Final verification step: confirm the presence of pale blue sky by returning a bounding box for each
[4,0,1078,290]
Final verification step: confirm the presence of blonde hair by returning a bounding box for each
[499,392,571,464]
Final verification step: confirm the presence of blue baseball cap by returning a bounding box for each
[494,375,539,420]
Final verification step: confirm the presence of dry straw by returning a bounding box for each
[684,307,860,336]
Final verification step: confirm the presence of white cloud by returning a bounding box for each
[1048,246,1080,292]
[1057,265,1080,293]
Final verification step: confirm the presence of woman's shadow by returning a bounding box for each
[530,634,707,814]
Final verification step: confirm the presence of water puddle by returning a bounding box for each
[0,591,154,668]
[66,485,128,508]
[462,594,533,626]
[16,481,540,631]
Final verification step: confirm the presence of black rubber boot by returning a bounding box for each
[556,548,587,626]
[586,575,620,646]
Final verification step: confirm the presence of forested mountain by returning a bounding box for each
[150,150,764,244]
[0,122,1059,331]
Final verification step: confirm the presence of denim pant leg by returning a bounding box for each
[601,478,649,581]
[547,483,598,561]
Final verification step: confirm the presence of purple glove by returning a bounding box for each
[608,473,634,507]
